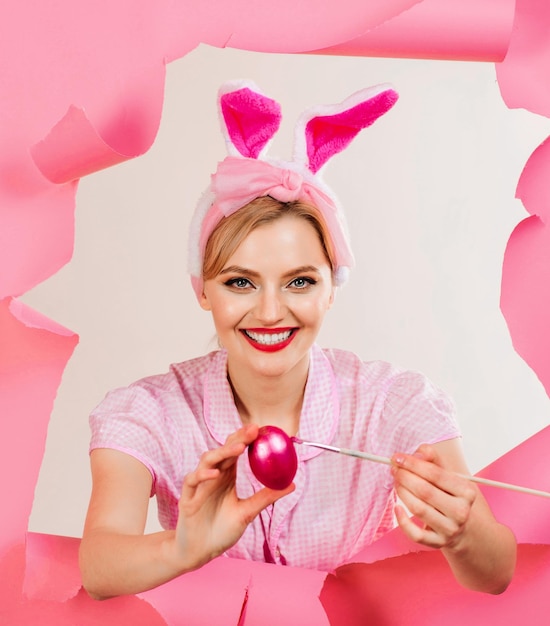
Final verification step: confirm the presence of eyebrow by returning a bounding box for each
[219,265,321,279]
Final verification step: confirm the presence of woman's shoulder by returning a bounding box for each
[319,346,401,382]
[318,346,447,402]
[93,350,223,411]
[134,350,221,389]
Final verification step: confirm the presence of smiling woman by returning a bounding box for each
[201,212,334,398]
[72,78,520,599]
[24,47,550,550]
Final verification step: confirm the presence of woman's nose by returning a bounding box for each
[255,287,286,324]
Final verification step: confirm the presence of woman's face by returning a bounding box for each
[200,215,334,380]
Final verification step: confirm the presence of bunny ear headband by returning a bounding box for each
[188,80,399,300]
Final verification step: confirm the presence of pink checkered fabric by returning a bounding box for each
[89,344,460,571]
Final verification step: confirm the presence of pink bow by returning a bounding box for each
[204,156,354,270]
[212,157,329,215]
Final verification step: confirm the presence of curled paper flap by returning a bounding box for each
[31,66,165,185]
[497,0,550,116]
[314,0,515,62]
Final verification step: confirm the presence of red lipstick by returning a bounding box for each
[241,328,297,352]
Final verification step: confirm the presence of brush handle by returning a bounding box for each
[294,438,550,500]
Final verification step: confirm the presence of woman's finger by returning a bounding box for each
[392,452,477,501]
[395,482,469,541]
[394,503,444,548]
[224,424,260,448]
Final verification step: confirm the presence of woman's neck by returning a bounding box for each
[227,359,309,436]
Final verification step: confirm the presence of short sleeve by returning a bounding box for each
[378,371,461,456]
[89,385,165,492]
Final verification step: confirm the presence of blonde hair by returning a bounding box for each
[202,196,336,281]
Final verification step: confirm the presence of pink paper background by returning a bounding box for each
[2,0,550,623]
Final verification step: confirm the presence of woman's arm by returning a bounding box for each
[391,438,517,594]
[79,424,293,599]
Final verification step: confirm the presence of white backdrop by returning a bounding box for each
[24,44,550,538]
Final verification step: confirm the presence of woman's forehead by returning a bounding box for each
[224,216,331,269]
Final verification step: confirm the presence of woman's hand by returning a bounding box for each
[173,424,295,570]
[81,426,294,599]
[391,443,477,550]
[390,439,516,594]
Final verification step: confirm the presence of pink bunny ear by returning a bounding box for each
[219,81,282,159]
[294,84,399,174]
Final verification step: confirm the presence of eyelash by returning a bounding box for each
[224,277,254,289]
[223,276,317,290]
[288,277,316,290]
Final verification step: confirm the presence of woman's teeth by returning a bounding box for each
[244,330,293,345]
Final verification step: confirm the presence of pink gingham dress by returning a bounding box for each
[89,344,460,571]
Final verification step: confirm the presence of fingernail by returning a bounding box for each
[394,455,405,466]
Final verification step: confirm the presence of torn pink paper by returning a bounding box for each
[23,534,82,603]
[138,552,328,625]
[236,558,328,626]
[0,544,168,626]
[138,557,250,625]
[501,137,550,397]
[475,425,550,544]
[31,100,164,184]
[0,185,77,299]
[497,0,550,116]
[192,0,423,52]
[0,298,78,562]
[1,0,550,623]
[315,0,515,61]
[320,545,550,626]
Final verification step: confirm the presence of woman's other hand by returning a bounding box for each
[391,439,516,594]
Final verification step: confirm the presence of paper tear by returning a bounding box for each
[23,534,82,603]
[237,583,250,626]
[314,0,515,61]
[501,134,550,397]
[138,557,250,625]
[320,545,550,626]
[8,298,74,336]
[0,298,78,562]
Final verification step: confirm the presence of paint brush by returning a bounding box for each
[292,437,550,499]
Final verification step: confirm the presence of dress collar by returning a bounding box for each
[203,344,340,457]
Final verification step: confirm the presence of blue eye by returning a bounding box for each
[289,277,315,289]
[225,277,253,289]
